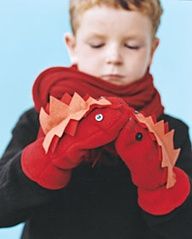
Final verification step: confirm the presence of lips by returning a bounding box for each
[101,74,125,83]
[102,74,124,79]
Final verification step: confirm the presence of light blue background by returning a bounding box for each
[0,0,191,238]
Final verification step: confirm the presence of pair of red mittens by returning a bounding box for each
[21,92,190,216]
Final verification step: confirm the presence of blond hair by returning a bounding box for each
[69,0,163,36]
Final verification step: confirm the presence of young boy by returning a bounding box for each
[0,0,192,239]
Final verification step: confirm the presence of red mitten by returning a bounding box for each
[115,112,190,215]
[21,95,131,189]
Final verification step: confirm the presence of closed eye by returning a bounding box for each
[124,44,140,50]
[89,44,105,49]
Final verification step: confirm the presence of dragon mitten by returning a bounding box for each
[21,93,131,189]
[115,110,190,215]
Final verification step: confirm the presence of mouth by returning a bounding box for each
[101,74,125,84]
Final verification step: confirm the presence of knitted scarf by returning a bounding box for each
[33,65,164,118]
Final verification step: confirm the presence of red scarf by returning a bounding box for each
[33,65,164,118]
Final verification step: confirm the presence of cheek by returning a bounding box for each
[136,49,151,66]
[127,50,151,74]
[76,48,102,74]
[77,53,101,76]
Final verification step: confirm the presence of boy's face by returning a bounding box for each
[65,6,159,85]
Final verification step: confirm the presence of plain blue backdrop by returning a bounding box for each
[0,0,192,238]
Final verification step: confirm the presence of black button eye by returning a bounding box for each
[95,113,104,122]
[135,132,143,141]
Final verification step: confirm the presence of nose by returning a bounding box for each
[105,44,123,65]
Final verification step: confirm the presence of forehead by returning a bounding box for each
[76,6,152,39]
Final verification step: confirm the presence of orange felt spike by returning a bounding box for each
[50,96,69,121]
[39,93,112,153]
[135,112,181,189]
[39,107,50,135]
[39,96,69,135]
[153,120,165,136]
[161,130,180,167]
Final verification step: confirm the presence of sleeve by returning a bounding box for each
[141,115,192,238]
[0,108,64,227]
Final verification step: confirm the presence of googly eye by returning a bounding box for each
[95,113,104,122]
[135,132,143,141]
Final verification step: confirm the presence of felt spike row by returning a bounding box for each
[39,92,111,153]
[134,112,181,189]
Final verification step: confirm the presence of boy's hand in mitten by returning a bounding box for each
[115,111,190,215]
[21,94,131,190]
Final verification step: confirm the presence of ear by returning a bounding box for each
[149,37,160,66]
[64,32,78,64]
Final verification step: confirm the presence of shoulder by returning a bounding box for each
[158,114,190,148]
[12,107,39,144]
[14,107,39,130]
[18,107,38,121]
[159,114,189,131]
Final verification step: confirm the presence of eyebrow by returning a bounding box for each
[86,32,144,41]
[85,33,106,39]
